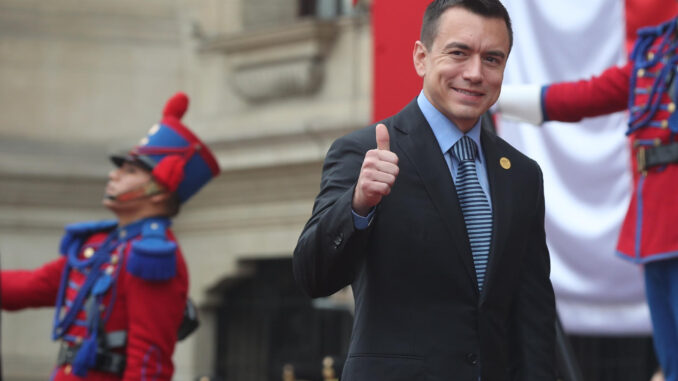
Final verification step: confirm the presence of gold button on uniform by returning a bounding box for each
[662,120,669,128]
[669,103,676,113]
[111,254,119,265]
[648,52,655,60]
[500,157,511,170]
[83,247,95,258]
[64,365,72,375]
[120,230,127,238]
[637,68,645,77]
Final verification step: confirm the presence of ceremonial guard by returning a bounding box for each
[1,92,220,380]
[498,16,678,381]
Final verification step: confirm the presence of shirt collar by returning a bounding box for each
[416,91,484,162]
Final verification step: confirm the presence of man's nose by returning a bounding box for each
[462,56,483,83]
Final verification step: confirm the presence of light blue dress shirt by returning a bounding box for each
[416,91,492,205]
[352,91,492,230]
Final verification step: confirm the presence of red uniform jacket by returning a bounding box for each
[542,18,678,263]
[1,219,188,381]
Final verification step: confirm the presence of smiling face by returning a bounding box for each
[414,6,510,132]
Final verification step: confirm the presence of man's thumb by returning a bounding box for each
[376,123,390,151]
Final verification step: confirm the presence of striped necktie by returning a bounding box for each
[452,136,492,292]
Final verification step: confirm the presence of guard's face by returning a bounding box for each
[414,7,509,132]
[103,161,153,205]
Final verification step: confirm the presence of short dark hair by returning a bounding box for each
[420,0,513,52]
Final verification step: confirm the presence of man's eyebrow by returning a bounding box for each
[443,42,470,50]
[442,42,507,59]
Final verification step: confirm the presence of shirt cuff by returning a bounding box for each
[352,208,375,230]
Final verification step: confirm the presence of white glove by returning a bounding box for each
[495,84,544,126]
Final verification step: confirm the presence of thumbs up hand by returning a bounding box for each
[376,122,391,151]
[352,124,400,216]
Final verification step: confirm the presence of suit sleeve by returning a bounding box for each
[1,257,66,310]
[293,131,373,298]
[512,166,556,380]
[543,62,631,122]
[122,245,188,381]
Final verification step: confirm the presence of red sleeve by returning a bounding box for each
[1,257,67,310]
[122,244,188,381]
[543,62,632,122]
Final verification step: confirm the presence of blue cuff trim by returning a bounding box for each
[540,85,550,122]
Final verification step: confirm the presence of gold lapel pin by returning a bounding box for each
[500,157,511,170]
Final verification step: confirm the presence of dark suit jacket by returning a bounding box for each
[293,100,556,381]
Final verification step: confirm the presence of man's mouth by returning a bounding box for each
[453,87,483,97]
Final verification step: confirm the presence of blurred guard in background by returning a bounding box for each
[498,15,678,381]
[0,92,220,380]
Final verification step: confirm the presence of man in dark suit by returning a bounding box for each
[293,0,556,379]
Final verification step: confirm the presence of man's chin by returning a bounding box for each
[446,108,485,131]
[102,196,114,208]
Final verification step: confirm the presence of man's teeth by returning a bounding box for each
[455,88,481,96]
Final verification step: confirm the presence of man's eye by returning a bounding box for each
[123,165,138,174]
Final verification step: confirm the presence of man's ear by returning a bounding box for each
[413,41,428,78]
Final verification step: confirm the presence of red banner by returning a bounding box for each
[372,0,429,122]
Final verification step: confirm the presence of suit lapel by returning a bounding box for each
[391,101,478,290]
[480,128,513,302]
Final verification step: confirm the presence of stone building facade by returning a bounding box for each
[0,0,370,379]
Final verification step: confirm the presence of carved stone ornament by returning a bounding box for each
[200,20,338,103]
